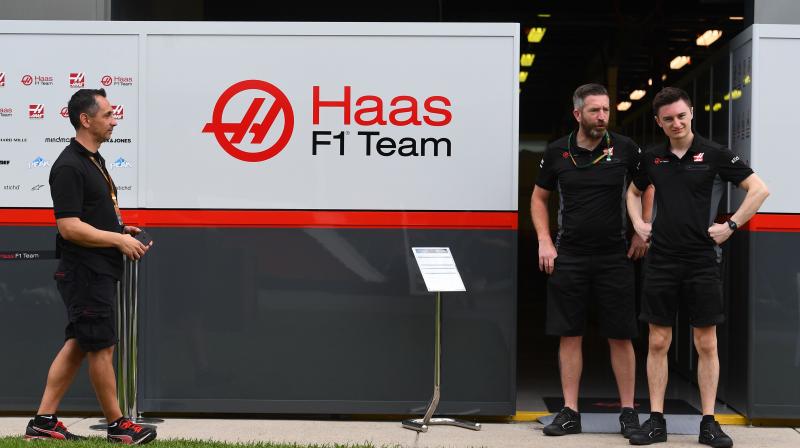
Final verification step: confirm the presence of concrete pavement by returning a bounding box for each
[1,416,799,447]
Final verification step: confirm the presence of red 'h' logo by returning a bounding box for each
[202,80,294,163]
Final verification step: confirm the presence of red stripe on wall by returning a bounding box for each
[742,214,800,233]
[0,209,518,230]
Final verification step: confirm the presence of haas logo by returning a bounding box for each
[202,80,294,163]
[21,75,33,86]
[60,107,69,118]
[112,105,124,120]
[70,72,85,87]
[101,75,113,86]
[28,104,44,119]
[0,72,5,87]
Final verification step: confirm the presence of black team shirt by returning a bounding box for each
[536,131,641,255]
[49,138,124,279]
[632,135,753,263]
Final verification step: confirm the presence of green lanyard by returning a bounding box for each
[567,131,612,169]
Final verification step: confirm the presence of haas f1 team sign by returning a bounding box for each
[144,27,517,210]
[202,80,453,163]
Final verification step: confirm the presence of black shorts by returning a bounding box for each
[55,260,118,352]
[545,252,637,339]
[640,251,724,328]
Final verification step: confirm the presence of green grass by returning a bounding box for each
[0,438,378,448]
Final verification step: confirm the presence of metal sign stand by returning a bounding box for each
[401,291,481,433]
[92,259,162,430]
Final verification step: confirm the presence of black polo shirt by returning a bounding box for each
[632,135,753,262]
[50,138,124,279]
[536,131,641,255]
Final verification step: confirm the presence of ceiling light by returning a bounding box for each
[697,30,723,47]
[724,92,730,101]
[537,13,551,18]
[704,104,711,112]
[661,74,667,81]
[670,56,691,70]
[732,89,742,100]
[729,16,744,21]
[629,90,646,101]
[519,71,528,83]
[520,53,535,67]
[744,75,751,85]
[712,102,722,112]
[648,78,653,86]
[617,101,631,111]
[527,27,546,43]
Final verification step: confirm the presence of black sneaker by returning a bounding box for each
[24,418,85,441]
[620,407,642,438]
[107,418,157,445]
[699,419,733,447]
[543,407,581,436]
[629,415,667,445]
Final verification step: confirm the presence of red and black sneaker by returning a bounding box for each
[107,418,157,445]
[24,418,85,441]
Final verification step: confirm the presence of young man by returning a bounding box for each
[627,87,769,447]
[25,89,157,444]
[532,83,650,438]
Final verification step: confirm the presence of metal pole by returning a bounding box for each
[127,259,163,424]
[402,292,480,432]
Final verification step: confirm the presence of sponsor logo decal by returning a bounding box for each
[22,74,53,86]
[0,160,10,165]
[731,155,740,164]
[202,79,294,163]
[69,72,85,88]
[31,184,45,191]
[562,151,569,158]
[29,104,44,119]
[45,137,72,143]
[3,185,20,190]
[60,107,69,118]
[29,156,49,169]
[0,107,12,118]
[111,105,124,120]
[0,72,5,86]
[110,157,132,169]
[693,152,704,162]
[101,75,133,87]
[0,137,27,143]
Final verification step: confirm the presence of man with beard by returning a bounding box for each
[24,89,157,445]
[532,83,650,438]
[627,87,769,447]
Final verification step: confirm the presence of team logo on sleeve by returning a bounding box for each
[693,153,704,162]
[561,151,569,158]
[731,155,740,164]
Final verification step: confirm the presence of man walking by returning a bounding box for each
[24,89,157,444]
[532,83,650,438]
[627,87,769,447]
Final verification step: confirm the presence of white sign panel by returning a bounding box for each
[412,247,466,292]
[0,33,139,208]
[0,22,518,213]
